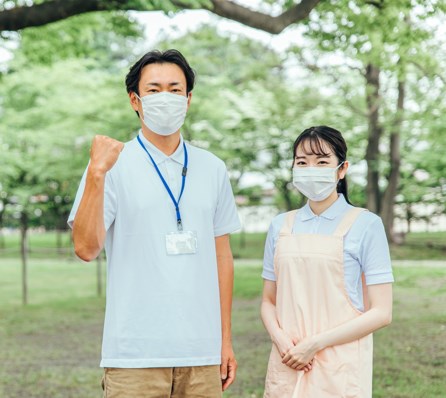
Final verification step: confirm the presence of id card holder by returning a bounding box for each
[165,231,198,255]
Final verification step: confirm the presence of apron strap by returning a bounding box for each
[334,207,370,312]
[279,210,298,235]
[332,207,367,238]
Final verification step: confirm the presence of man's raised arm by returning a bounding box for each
[73,135,123,261]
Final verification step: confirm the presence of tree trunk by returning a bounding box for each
[97,250,103,297]
[56,229,63,253]
[406,204,412,234]
[381,81,405,242]
[279,179,293,211]
[364,63,382,214]
[0,210,4,249]
[20,212,29,305]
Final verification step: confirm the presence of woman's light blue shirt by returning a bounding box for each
[262,194,394,311]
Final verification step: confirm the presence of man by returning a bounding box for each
[68,49,241,397]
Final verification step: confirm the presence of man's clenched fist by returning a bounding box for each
[89,135,124,174]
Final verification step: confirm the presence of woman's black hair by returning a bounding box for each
[125,49,195,96]
[292,125,353,205]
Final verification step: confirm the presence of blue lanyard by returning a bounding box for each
[137,135,188,231]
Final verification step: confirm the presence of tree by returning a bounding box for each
[160,25,350,211]
[0,8,143,303]
[290,0,446,240]
[0,0,320,33]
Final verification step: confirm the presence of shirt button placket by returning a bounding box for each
[313,216,321,234]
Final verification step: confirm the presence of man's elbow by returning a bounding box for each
[74,242,99,262]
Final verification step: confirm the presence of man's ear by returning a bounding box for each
[186,92,192,110]
[129,92,139,111]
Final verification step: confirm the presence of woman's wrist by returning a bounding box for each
[312,333,326,352]
[270,327,285,345]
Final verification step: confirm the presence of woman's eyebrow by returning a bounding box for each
[295,153,331,159]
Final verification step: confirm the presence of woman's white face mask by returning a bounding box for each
[292,162,344,202]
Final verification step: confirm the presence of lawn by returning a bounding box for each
[1,230,445,260]
[0,258,445,397]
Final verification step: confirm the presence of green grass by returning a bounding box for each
[230,232,267,260]
[0,257,105,306]
[230,231,446,260]
[1,230,445,260]
[0,231,73,259]
[1,231,72,248]
[405,231,446,241]
[234,264,264,299]
[1,258,445,397]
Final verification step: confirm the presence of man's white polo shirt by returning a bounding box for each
[68,132,241,368]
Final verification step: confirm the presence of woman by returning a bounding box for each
[261,126,393,398]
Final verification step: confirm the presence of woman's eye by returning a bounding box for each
[295,161,306,166]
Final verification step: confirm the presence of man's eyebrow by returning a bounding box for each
[145,81,183,86]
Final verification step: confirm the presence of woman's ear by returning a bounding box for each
[339,160,349,179]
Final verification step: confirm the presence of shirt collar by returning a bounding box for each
[137,130,185,165]
[300,194,349,221]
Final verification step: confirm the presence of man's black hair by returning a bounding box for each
[125,49,196,96]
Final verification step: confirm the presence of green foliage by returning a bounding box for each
[0,9,143,230]
[0,57,138,228]
[1,2,445,229]
[286,1,446,219]
[11,12,141,66]
[157,25,370,208]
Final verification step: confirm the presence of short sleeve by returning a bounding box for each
[213,165,241,237]
[359,217,394,285]
[262,221,277,281]
[67,165,117,231]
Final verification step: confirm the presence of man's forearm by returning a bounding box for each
[215,235,234,343]
[72,167,107,261]
[218,257,233,343]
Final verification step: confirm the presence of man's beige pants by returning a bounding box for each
[102,366,222,398]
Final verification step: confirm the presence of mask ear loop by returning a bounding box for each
[336,161,346,187]
[336,161,345,170]
[133,92,146,123]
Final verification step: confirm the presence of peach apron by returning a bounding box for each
[264,207,373,398]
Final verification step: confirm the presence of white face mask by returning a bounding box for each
[136,92,188,136]
[292,162,344,202]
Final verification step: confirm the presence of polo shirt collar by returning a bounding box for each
[137,130,185,165]
[300,194,349,221]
